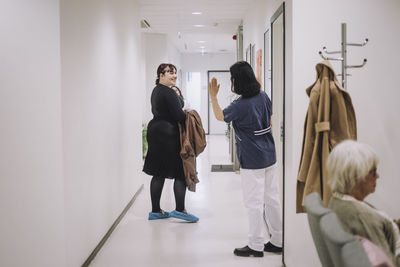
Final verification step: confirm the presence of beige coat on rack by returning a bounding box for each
[296,60,357,213]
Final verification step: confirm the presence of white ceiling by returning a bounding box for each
[138,0,256,54]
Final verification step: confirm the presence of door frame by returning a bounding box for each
[270,2,286,265]
[264,28,270,95]
[207,70,230,135]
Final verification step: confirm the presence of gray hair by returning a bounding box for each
[326,140,379,194]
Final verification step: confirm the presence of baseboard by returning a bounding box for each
[81,184,144,267]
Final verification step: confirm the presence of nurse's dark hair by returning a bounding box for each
[229,61,260,98]
[155,63,177,85]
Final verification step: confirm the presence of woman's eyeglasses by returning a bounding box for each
[163,69,176,75]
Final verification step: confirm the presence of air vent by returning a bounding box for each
[140,20,150,29]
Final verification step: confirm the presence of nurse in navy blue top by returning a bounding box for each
[209,61,283,257]
[223,90,276,169]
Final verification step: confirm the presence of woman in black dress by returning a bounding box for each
[143,63,198,222]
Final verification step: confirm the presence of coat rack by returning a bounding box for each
[318,23,368,90]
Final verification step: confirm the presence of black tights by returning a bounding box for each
[150,176,186,212]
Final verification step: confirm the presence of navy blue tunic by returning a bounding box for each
[223,91,276,169]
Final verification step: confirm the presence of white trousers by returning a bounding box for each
[240,163,283,251]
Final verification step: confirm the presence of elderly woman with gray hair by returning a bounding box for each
[327,140,400,266]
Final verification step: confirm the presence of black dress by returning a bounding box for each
[143,84,186,179]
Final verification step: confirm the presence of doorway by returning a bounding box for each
[207,70,231,135]
[185,72,201,113]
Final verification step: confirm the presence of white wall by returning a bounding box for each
[60,0,144,265]
[181,53,236,133]
[142,33,182,124]
[0,1,66,266]
[286,0,400,266]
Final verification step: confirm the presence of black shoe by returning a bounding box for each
[233,246,263,257]
[264,242,282,253]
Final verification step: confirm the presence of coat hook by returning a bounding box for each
[322,46,341,54]
[319,51,343,61]
[346,59,367,68]
[347,38,369,47]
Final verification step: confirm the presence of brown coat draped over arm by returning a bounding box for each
[178,110,206,192]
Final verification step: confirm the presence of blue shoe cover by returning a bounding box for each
[148,210,170,220]
[169,210,199,222]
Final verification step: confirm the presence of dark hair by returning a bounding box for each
[155,63,177,85]
[229,61,260,98]
[171,85,184,100]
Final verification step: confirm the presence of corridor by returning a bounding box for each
[3,1,400,266]
[90,135,282,267]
